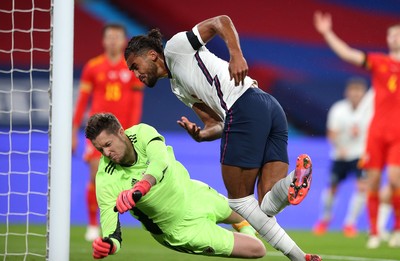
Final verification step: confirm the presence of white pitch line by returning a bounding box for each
[267,251,400,261]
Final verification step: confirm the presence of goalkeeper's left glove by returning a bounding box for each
[115,180,152,214]
[92,237,116,259]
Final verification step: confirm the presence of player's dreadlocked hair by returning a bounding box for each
[85,113,122,141]
[124,28,164,60]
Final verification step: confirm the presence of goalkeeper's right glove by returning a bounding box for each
[115,180,151,213]
[92,237,116,259]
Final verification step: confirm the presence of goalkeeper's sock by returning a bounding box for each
[232,220,257,237]
[87,182,99,226]
[229,195,305,259]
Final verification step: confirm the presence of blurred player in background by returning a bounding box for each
[85,113,265,259]
[313,77,369,237]
[314,11,400,248]
[378,185,393,241]
[124,15,321,261]
[72,24,144,241]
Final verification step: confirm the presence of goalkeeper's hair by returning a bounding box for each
[85,113,122,140]
[124,28,163,60]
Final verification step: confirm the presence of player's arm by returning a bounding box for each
[93,186,122,259]
[116,125,168,213]
[194,15,247,86]
[314,11,365,67]
[177,102,224,142]
[72,64,93,153]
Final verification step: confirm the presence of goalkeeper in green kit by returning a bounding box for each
[85,113,265,259]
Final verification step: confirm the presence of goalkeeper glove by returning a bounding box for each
[92,237,116,259]
[115,180,152,213]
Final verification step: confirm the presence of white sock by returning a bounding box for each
[260,170,294,216]
[229,195,305,258]
[320,189,334,222]
[344,191,365,226]
[378,202,392,234]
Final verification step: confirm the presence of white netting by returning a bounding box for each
[0,0,52,260]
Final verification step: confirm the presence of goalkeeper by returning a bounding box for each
[85,113,265,259]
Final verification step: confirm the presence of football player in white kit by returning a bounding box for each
[124,15,321,261]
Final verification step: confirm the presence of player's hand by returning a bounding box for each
[116,188,136,213]
[72,126,79,154]
[177,116,203,142]
[92,237,116,259]
[71,134,78,154]
[115,180,152,214]
[228,54,248,86]
[314,11,332,35]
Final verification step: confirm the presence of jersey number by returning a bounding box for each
[388,75,398,93]
[105,83,122,101]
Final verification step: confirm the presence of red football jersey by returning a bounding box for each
[366,53,400,132]
[73,54,144,129]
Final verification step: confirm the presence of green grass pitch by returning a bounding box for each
[1,225,400,260]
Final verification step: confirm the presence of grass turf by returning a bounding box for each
[1,225,400,260]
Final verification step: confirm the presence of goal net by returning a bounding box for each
[0,0,73,260]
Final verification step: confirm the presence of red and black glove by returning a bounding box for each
[115,180,152,214]
[92,237,116,259]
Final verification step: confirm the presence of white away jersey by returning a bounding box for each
[164,25,257,120]
[327,96,371,161]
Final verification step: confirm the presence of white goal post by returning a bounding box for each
[48,0,74,260]
[0,0,73,260]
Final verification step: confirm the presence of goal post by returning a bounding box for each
[0,0,73,260]
[48,0,74,260]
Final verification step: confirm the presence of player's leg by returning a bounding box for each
[224,210,257,236]
[343,161,367,237]
[378,184,392,241]
[229,192,321,261]
[313,160,342,235]
[230,232,266,258]
[84,141,101,241]
[387,165,400,247]
[362,131,384,248]
[313,171,339,236]
[259,155,314,217]
[365,168,382,248]
[209,191,265,258]
[155,185,266,259]
[386,139,400,247]
[257,94,312,214]
[190,179,257,237]
[223,89,320,259]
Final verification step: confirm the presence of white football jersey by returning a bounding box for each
[164,25,257,121]
[327,89,373,161]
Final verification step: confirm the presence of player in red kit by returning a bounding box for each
[314,11,400,248]
[72,24,144,241]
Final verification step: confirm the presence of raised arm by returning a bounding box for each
[196,15,248,86]
[314,11,365,67]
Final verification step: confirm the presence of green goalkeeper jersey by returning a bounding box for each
[96,123,193,251]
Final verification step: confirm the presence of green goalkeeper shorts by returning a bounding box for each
[151,180,234,257]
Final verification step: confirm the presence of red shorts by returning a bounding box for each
[361,127,400,169]
[83,139,102,162]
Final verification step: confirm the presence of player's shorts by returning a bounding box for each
[330,158,364,185]
[361,126,400,169]
[151,180,234,257]
[83,139,102,162]
[221,87,289,168]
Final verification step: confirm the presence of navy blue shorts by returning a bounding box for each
[330,159,365,185]
[220,88,289,168]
